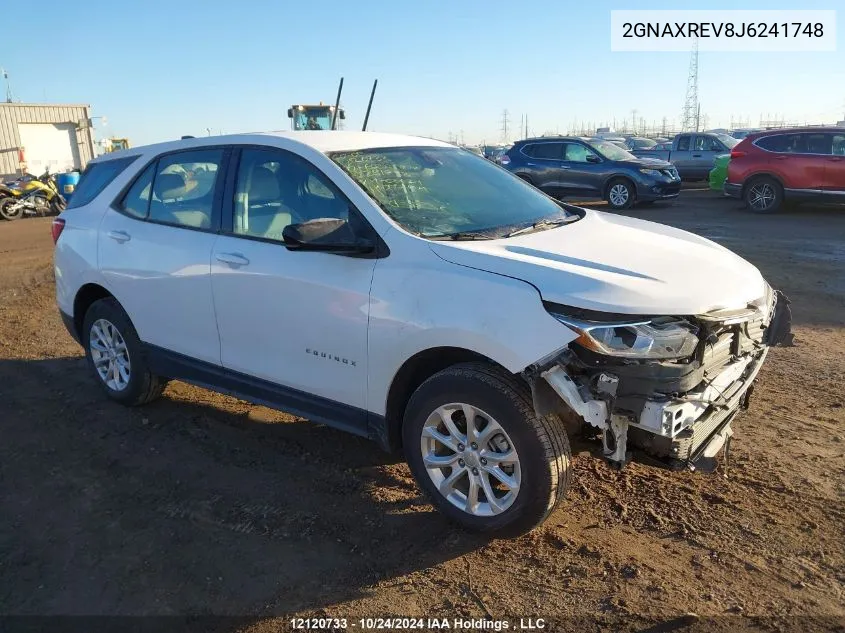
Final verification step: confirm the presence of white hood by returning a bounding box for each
[429,209,767,316]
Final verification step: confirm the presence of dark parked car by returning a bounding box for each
[500,136,680,209]
[624,136,658,150]
[724,127,845,212]
[631,132,738,180]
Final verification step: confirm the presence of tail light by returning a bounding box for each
[51,218,65,244]
[500,155,511,165]
[730,150,747,159]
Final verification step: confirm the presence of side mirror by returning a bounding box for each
[287,108,293,118]
[339,111,346,120]
[585,154,601,164]
[282,218,374,254]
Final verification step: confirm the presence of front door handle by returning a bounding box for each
[215,252,250,267]
[828,157,843,162]
[559,165,571,169]
[107,230,130,243]
[774,155,790,160]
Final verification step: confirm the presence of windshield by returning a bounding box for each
[628,138,656,149]
[330,146,577,238]
[292,107,334,130]
[587,140,636,161]
[715,133,740,148]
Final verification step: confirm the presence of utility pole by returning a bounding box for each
[500,109,510,142]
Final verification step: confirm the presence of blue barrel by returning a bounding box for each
[56,171,81,201]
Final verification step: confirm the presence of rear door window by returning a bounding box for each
[66,156,138,209]
[528,143,564,160]
[757,134,802,153]
[677,136,691,151]
[802,133,832,155]
[147,150,224,229]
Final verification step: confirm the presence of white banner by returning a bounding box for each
[610,10,837,52]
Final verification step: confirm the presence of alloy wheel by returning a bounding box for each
[748,183,776,211]
[609,184,629,207]
[420,403,521,517]
[89,318,131,391]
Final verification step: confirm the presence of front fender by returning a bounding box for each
[367,253,577,416]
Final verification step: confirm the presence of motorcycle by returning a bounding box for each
[0,169,66,221]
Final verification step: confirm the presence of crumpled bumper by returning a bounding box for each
[538,290,794,471]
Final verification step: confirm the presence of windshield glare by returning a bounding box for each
[330,146,576,238]
[587,140,636,161]
[716,133,740,148]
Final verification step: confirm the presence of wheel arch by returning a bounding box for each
[740,172,785,197]
[602,173,636,199]
[381,346,513,452]
[73,283,116,341]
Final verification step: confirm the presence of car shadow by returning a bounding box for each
[0,356,490,622]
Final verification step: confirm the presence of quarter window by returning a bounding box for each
[147,150,223,229]
[833,134,845,156]
[233,149,350,242]
[67,156,138,209]
[119,163,155,219]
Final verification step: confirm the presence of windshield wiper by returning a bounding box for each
[425,231,490,241]
[503,216,579,238]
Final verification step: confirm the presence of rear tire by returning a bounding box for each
[82,297,167,406]
[402,362,572,537]
[605,178,635,209]
[50,196,66,214]
[743,177,783,213]
[0,197,21,220]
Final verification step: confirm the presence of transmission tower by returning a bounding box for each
[680,39,699,132]
[2,68,13,103]
[500,109,511,142]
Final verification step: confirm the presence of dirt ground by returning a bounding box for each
[1,191,843,633]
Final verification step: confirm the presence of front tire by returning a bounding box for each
[744,177,783,213]
[402,362,572,537]
[82,297,166,406]
[606,178,635,209]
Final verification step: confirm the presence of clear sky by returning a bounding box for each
[3,0,842,146]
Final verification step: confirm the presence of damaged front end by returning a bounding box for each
[525,286,794,472]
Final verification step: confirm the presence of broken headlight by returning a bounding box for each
[552,314,699,360]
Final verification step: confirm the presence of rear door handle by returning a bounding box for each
[692,154,702,158]
[107,230,130,243]
[215,252,250,267]
[828,157,843,162]
[559,164,571,169]
[775,155,790,160]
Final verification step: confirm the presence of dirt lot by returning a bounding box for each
[1,191,843,632]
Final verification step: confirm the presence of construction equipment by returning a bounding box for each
[106,138,131,152]
[286,78,378,131]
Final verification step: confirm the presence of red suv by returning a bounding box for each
[724,127,845,212]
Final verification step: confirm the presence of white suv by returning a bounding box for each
[53,132,793,535]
